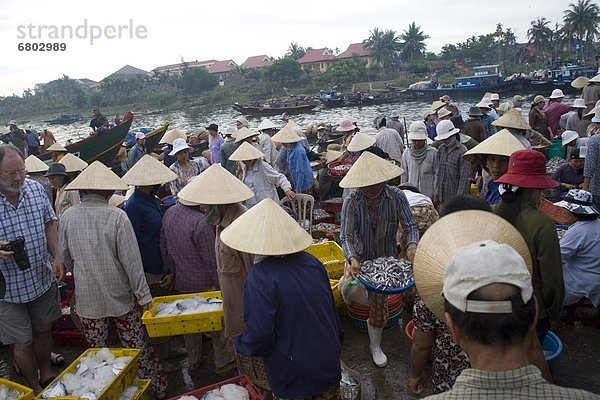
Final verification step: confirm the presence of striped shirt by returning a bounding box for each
[340,185,419,262]
[0,179,57,303]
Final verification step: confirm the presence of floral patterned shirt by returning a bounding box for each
[413,295,470,393]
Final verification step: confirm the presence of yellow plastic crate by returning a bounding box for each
[128,379,151,400]
[306,241,346,279]
[0,378,34,400]
[37,348,140,400]
[330,279,344,309]
[141,291,224,338]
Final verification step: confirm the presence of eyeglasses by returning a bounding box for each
[1,169,27,177]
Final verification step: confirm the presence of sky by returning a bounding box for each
[0,0,572,97]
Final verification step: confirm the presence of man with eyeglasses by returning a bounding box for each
[0,144,64,394]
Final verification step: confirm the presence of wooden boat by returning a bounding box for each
[39,117,133,166]
[46,113,82,125]
[143,122,169,155]
[403,65,523,99]
[231,101,319,117]
[319,89,405,108]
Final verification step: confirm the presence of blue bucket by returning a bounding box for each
[543,331,563,369]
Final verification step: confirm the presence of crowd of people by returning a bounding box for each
[1,77,600,399]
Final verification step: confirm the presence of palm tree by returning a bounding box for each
[527,17,553,64]
[563,0,600,59]
[286,43,306,60]
[364,28,400,74]
[399,22,430,64]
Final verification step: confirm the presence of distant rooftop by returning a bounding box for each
[240,55,273,69]
[153,60,217,73]
[208,60,238,74]
[107,65,149,79]
[337,43,371,59]
[297,48,337,64]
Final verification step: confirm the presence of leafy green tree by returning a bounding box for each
[399,22,429,64]
[286,43,306,60]
[563,0,600,59]
[364,28,400,76]
[178,65,218,95]
[527,17,554,63]
[319,57,367,86]
[265,58,302,85]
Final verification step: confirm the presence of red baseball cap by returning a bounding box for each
[495,150,558,189]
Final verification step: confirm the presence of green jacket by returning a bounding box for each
[501,200,565,321]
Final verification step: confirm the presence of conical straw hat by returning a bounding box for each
[178,164,253,205]
[271,123,303,143]
[464,129,525,157]
[47,143,67,152]
[492,108,531,130]
[121,154,177,186]
[571,76,589,89]
[229,142,264,161]
[413,210,532,321]
[163,129,187,145]
[234,127,259,143]
[325,150,343,164]
[347,131,376,152]
[286,120,302,130]
[108,194,126,207]
[24,155,49,173]
[58,153,88,173]
[220,198,313,255]
[339,151,403,188]
[431,100,445,111]
[589,73,600,83]
[65,161,129,191]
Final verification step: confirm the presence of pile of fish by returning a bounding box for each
[340,363,360,400]
[0,385,24,400]
[118,385,139,400]
[313,208,333,220]
[178,383,250,400]
[546,157,566,175]
[41,348,133,399]
[154,296,222,317]
[312,222,340,234]
[359,257,414,291]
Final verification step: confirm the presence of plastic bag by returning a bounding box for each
[340,274,371,306]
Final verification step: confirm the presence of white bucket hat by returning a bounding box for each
[169,138,192,156]
[434,120,460,141]
[437,107,452,119]
[572,98,586,109]
[490,93,500,101]
[390,110,400,118]
[407,121,428,141]
[549,89,565,99]
[561,130,579,146]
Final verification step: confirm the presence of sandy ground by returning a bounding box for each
[1,313,599,399]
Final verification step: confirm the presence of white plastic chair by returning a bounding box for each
[280,193,315,233]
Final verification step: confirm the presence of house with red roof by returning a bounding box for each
[297,48,337,73]
[337,43,374,67]
[241,55,273,70]
[207,59,238,75]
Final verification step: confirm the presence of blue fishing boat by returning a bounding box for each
[403,65,522,99]
[522,61,597,93]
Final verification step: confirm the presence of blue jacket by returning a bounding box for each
[286,142,314,192]
[124,189,165,275]
[235,252,343,398]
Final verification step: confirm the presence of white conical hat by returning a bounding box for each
[258,118,277,131]
[325,150,343,164]
[65,161,128,191]
[492,108,531,130]
[163,129,187,145]
[178,164,253,205]
[58,153,88,173]
[108,194,126,207]
[234,127,259,143]
[271,122,303,143]
[121,154,177,186]
[47,143,68,152]
[347,131,376,152]
[589,73,600,83]
[571,76,589,88]
[220,198,313,255]
[25,155,49,173]
[464,129,525,157]
[339,151,403,188]
[229,141,264,161]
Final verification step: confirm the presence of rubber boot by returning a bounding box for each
[367,324,387,367]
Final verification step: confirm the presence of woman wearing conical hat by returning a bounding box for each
[272,122,314,193]
[229,142,295,208]
[223,199,343,399]
[339,152,419,368]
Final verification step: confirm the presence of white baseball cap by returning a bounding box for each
[443,240,533,314]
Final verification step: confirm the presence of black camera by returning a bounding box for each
[0,237,31,270]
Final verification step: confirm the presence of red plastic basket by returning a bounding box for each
[321,198,343,213]
[168,375,263,400]
[327,161,352,177]
[52,330,90,348]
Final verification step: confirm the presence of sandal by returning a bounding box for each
[50,352,65,366]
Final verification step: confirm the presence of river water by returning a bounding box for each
[34,94,579,144]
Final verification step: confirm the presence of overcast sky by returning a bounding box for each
[0,0,571,97]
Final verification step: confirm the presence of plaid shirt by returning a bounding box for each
[0,179,57,303]
[426,365,599,399]
[160,203,219,293]
[341,185,419,262]
[59,195,151,319]
[436,142,471,203]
